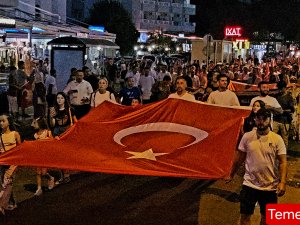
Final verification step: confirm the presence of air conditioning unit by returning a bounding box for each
[0,0,18,8]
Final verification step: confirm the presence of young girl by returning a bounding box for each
[0,114,21,215]
[32,118,55,196]
[49,92,77,184]
[50,92,77,137]
[242,100,266,134]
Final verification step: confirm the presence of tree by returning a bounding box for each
[86,0,139,55]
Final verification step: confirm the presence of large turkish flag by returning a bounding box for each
[0,99,250,179]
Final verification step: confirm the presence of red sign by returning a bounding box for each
[225,26,242,37]
[266,204,300,225]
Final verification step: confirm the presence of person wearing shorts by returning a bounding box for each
[226,108,287,225]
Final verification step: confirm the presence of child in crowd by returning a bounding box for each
[31,118,55,196]
[50,92,77,136]
[0,114,21,215]
[50,92,77,184]
[131,98,141,107]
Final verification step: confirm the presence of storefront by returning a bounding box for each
[232,38,250,61]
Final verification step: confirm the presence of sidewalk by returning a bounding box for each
[198,140,300,225]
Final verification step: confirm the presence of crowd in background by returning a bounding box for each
[0,53,300,215]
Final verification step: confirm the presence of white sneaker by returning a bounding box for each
[48,177,55,190]
[34,188,43,196]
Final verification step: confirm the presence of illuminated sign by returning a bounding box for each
[139,32,148,43]
[4,28,19,33]
[20,27,45,33]
[77,32,88,38]
[0,17,16,28]
[32,26,45,32]
[251,44,267,50]
[225,26,242,37]
[88,26,105,32]
[233,39,250,50]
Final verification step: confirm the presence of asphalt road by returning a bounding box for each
[0,172,214,225]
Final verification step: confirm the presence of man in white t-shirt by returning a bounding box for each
[63,70,93,119]
[168,77,195,101]
[207,74,240,106]
[138,67,155,104]
[157,65,171,82]
[226,108,287,225]
[249,81,283,115]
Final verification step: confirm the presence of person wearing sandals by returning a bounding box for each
[0,114,21,215]
[49,92,77,184]
[31,117,55,196]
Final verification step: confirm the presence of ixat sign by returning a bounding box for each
[225,26,242,37]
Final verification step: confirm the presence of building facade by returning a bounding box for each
[120,0,196,33]
[0,0,67,23]
[67,0,196,34]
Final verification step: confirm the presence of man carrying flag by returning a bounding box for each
[168,77,195,101]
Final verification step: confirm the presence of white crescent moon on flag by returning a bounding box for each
[113,122,208,149]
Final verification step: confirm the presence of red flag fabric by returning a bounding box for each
[228,81,277,92]
[0,99,250,179]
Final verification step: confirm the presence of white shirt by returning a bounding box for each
[139,75,155,100]
[207,89,240,106]
[133,73,141,87]
[157,71,171,82]
[168,92,196,102]
[63,80,93,105]
[45,75,57,95]
[90,91,116,108]
[149,70,157,80]
[249,95,281,108]
[239,130,286,190]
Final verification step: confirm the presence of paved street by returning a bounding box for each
[0,139,298,225]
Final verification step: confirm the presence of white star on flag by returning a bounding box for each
[125,149,168,161]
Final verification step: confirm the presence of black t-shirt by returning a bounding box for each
[54,108,75,127]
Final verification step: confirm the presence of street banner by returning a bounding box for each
[0,99,250,179]
[228,81,278,92]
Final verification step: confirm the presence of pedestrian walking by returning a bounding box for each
[31,118,55,196]
[0,114,21,215]
[226,108,287,225]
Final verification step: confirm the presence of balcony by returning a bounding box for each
[142,0,156,4]
[156,20,170,25]
[139,22,160,31]
[142,1,156,11]
[169,22,195,33]
[142,19,156,24]
[183,4,196,15]
[171,4,183,14]
[157,2,170,12]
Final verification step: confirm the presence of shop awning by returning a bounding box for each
[47,36,119,49]
[79,38,119,49]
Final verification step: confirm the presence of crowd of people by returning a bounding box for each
[0,54,300,221]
